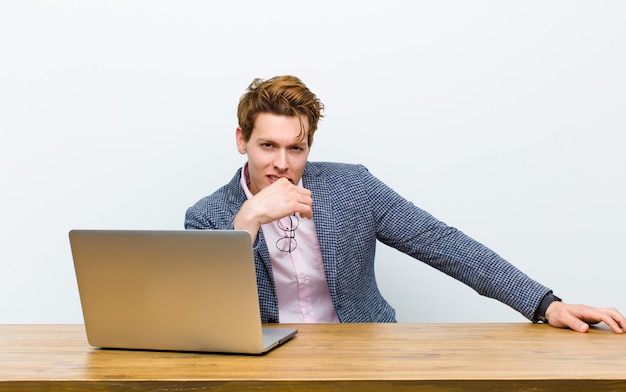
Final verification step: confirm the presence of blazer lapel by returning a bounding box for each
[226,169,275,284]
[303,163,339,299]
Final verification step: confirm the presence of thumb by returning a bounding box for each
[549,311,589,333]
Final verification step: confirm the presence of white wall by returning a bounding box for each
[1,1,624,324]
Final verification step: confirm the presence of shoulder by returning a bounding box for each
[305,161,406,205]
[304,161,387,204]
[193,170,242,206]
[184,170,243,229]
[304,162,379,190]
[305,161,370,178]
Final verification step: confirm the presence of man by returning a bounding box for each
[185,75,625,333]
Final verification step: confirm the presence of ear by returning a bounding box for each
[235,127,247,154]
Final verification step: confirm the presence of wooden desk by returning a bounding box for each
[1,323,624,391]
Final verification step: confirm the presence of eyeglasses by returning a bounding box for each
[276,214,299,253]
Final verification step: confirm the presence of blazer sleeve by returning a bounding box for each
[355,164,551,321]
[184,175,242,231]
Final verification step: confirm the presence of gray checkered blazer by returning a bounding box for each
[185,162,550,323]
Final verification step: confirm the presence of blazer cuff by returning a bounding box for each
[533,291,562,323]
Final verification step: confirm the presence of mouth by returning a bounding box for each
[268,175,294,184]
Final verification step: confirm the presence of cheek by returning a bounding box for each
[253,153,274,167]
[292,151,309,166]
[290,155,308,175]
[247,151,274,173]
[292,158,307,170]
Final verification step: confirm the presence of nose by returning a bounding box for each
[273,149,288,171]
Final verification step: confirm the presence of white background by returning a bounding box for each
[1,1,624,324]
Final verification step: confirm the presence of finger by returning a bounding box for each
[296,200,313,220]
[295,191,313,219]
[576,307,625,334]
[602,317,624,334]
[274,177,297,190]
[573,320,590,333]
[618,312,626,332]
[295,187,312,199]
[550,311,589,333]
[299,210,313,220]
[602,309,626,333]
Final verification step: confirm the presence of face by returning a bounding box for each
[236,112,310,195]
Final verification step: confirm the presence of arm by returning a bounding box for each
[354,165,549,321]
[355,165,625,332]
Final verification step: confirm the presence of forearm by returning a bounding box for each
[232,206,261,242]
[419,227,551,320]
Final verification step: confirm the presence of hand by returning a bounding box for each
[545,301,626,333]
[234,178,313,239]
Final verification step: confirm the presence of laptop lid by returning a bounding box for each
[69,229,297,354]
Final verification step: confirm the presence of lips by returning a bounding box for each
[268,175,294,184]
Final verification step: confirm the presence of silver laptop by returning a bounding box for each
[69,229,297,354]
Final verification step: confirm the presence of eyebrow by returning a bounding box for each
[257,138,308,148]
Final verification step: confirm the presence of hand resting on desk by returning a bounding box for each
[546,302,626,333]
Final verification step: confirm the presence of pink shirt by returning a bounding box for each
[240,165,339,323]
